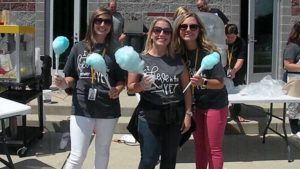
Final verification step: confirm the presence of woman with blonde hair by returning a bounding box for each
[173,6,189,20]
[127,17,192,169]
[173,12,228,169]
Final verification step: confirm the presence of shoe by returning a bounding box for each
[291,132,300,138]
[238,116,246,122]
[59,132,70,149]
[296,132,300,138]
[232,115,249,122]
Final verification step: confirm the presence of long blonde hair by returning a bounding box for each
[173,12,217,55]
[173,6,189,20]
[142,17,175,57]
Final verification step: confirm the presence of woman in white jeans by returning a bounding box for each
[54,7,125,169]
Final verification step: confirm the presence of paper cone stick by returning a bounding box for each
[55,54,59,74]
[103,74,111,89]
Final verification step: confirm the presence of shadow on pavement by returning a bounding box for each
[0,159,54,169]
[176,135,300,163]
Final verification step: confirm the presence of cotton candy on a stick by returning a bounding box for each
[182,52,220,93]
[115,46,144,74]
[52,36,69,73]
[86,53,111,89]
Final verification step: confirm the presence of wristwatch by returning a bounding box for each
[201,78,208,89]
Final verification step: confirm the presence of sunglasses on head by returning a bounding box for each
[179,24,199,31]
[152,27,172,35]
[94,18,112,25]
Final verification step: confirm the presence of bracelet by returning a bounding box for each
[186,112,193,116]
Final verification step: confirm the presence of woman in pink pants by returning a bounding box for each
[173,12,228,169]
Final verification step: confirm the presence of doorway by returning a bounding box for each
[49,0,87,72]
[241,0,280,83]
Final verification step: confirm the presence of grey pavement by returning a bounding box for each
[1,90,300,169]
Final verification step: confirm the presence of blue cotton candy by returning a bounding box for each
[115,46,144,74]
[182,52,220,93]
[52,36,69,55]
[200,52,220,71]
[86,53,107,73]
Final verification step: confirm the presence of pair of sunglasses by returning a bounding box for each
[152,27,172,35]
[179,24,199,31]
[94,18,112,25]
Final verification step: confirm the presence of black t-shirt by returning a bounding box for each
[64,41,125,118]
[139,54,186,125]
[283,42,300,63]
[184,49,228,109]
[209,8,229,25]
[225,36,247,85]
[140,54,184,105]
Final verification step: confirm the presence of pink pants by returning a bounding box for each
[193,107,228,169]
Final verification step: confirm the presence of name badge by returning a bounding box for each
[88,88,97,101]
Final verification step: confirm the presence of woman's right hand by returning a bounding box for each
[53,74,68,89]
[140,74,154,90]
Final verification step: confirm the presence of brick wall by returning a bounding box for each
[0,0,35,11]
[279,0,300,79]
[91,0,238,28]
[0,0,36,25]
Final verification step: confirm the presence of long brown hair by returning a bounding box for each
[83,8,114,53]
[288,21,300,45]
[173,12,217,55]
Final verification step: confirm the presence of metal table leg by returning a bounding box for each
[0,119,15,169]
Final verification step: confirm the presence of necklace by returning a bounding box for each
[227,45,236,68]
[185,48,199,94]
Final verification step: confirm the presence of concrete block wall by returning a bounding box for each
[1,0,298,68]
[279,0,300,79]
[91,0,237,28]
[0,0,35,25]
[34,0,44,55]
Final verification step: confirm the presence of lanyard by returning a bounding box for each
[91,48,106,85]
[227,46,234,68]
[186,48,199,94]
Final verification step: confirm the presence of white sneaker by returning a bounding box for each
[291,132,300,138]
[296,132,300,138]
[59,132,70,149]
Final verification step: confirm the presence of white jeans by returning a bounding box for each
[64,115,118,169]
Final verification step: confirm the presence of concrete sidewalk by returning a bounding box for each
[1,90,300,169]
[1,133,300,169]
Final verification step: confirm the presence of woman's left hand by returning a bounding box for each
[181,115,191,134]
[108,87,120,99]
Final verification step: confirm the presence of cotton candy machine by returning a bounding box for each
[0,25,47,158]
[0,25,35,83]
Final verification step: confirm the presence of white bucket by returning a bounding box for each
[43,89,52,103]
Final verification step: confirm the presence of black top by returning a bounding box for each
[140,54,184,105]
[209,8,229,25]
[138,54,186,125]
[64,41,125,118]
[184,49,228,109]
[225,36,247,86]
[283,42,300,63]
